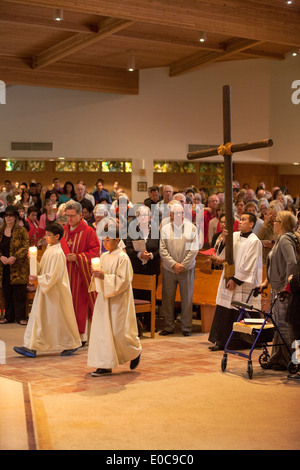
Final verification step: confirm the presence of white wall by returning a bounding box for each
[269,55,300,164]
[0,55,299,202]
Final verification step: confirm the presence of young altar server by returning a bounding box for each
[14,223,82,358]
[208,212,263,350]
[87,225,142,376]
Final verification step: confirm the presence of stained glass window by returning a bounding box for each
[55,161,77,172]
[173,162,196,173]
[102,161,124,172]
[5,160,24,171]
[27,161,45,172]
[153,161,172,173]
[124,161,132,173]
[78,161,100,172]
[199,163,224,190]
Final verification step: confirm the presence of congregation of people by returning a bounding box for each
[0,175,299,377]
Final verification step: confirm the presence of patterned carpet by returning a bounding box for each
[0,320,299,450]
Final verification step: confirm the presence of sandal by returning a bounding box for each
[18,320,28,325]
[0,318,9,324]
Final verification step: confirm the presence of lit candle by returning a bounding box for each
[29,246,37,276]
[91,257,102,292]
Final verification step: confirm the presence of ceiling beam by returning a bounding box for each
[169,39,262,76]
[32,17,133,69]
[7,0,300,47]
[0,3,93,33]
[0,56,139,94]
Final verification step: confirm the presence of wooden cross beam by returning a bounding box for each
[187,85,273,278]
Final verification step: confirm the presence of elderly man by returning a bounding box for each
[152,184,174,229]
[74,182,94,208]
[63,202,100,342]
[159,202,198,336]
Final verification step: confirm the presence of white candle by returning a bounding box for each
[91,257,102,292]
[29,246,37,276]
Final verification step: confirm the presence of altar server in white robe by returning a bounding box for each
[88,226,142,377]
[209,212,263,350]
[14,223,81,358]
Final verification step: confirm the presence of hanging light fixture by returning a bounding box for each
[53,9,64,21]
[127,51,135,72]
[198,31,206,43]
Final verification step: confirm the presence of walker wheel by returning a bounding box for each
[259,352,271,369]
[247,361,253,379]
[288,361,299,375]
[221,354,227,372]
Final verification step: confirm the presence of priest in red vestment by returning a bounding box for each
[63,202,100,338]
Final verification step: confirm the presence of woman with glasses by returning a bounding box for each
[260,211,300,370]
[0,206,29,325]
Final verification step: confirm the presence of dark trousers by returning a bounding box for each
[2,273,27,323]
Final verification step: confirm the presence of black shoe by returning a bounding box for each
[182,331,191,336]
[159,329,174,336]
[272,363,287,371]
[60,348,80,356]
[210,345,223,351]
[91,368,112,377]
[130,353,141,370]
[13,346,36,358]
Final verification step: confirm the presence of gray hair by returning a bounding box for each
[65,201,82,214]
[258,198,269,209]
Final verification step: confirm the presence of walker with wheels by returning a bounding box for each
[220,287,299,379]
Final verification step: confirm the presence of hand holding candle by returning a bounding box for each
[29,246,37,276]
[91,257,103,292]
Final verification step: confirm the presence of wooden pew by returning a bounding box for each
[132,274,157,338]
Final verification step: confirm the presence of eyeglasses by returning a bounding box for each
[4,213,15,217]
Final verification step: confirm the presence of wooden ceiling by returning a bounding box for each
[1,0,300,94]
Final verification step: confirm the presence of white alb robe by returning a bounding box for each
[24,243,82,352]
[87,247,142,369]
[216,232,263,310]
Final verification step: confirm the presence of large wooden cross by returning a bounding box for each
[187,84,273,279]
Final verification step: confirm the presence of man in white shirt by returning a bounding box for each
[159,202,198,336]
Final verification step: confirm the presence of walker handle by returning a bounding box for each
[231,300,253,310]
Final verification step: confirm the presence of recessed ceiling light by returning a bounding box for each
[198,31,206,42]
[53,9,63,21]
[127,51,135,72]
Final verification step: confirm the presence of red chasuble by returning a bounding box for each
[63,221,100,334]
